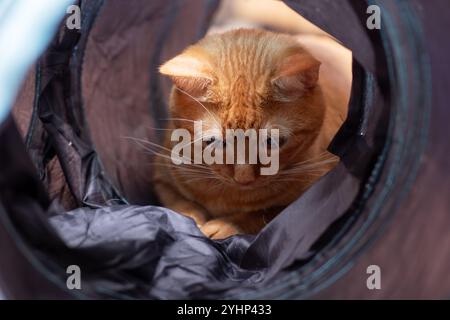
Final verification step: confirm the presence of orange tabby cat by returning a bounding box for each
[153,29,350,239]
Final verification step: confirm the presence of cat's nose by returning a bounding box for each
[233,164,257,185]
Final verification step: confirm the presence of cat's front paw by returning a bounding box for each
[200,218,241,240]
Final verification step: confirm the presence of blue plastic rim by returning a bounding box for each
[0,0,74,124]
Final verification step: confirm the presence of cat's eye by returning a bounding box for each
[266,136,287,148]
[204,136,226,148]
[204,136,216,146]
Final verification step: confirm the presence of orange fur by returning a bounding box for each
[153,29,350,239]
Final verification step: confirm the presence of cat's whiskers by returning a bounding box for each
[124,133,222,164]
[151,162,206,170]
[160,117,199,125]
[276,152,337,182]
[124,136,235,186]
[279,159,337,178]
[124,136,336,191]
[151,164,212,177]
[181,176,222,184]
[178,132,217,148]
[122,136,198,167]
[289,151,335,167]
[145,126,174,132]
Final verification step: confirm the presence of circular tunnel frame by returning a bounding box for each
[0,0,432,299]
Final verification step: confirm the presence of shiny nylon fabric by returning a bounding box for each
[0,0,388,298]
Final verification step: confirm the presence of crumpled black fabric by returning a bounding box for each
[50,205,257,299]
[43,161,358,299]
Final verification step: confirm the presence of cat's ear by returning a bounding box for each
[271,51,321,101]
[160,53,212,98]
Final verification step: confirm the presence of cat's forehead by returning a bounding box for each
[214,74,267,109]
[204,32,278,79]
[197,30,298,104]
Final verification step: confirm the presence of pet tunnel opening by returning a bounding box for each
[0,0,432,299]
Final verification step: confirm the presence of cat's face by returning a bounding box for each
[160,29,326,189]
